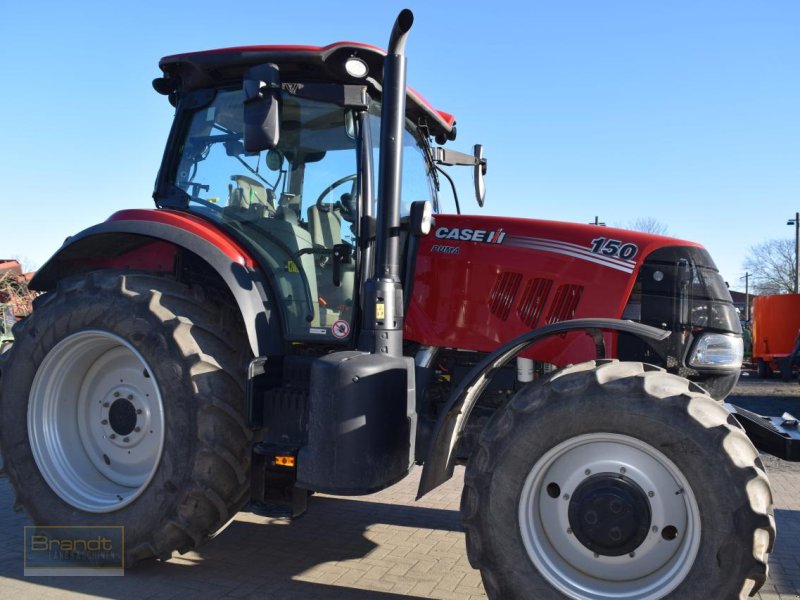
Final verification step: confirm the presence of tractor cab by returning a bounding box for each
[152,43,469,344]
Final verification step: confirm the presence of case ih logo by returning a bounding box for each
[434,227,506,244]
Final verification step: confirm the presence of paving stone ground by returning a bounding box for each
[2,379,800,599]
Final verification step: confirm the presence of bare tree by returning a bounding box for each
[616,217,670,236]
[742,238,795,295]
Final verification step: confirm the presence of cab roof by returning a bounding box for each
[156,42,456,142]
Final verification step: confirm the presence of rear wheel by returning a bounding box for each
[0,271,251,565]
[756,358,771,379]
[462,360,774,600]
[778,358,793,382]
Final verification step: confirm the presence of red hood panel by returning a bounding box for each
[405,214,701,364]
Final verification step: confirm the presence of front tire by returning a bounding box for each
[462,360,774,600]
[0,271,251,565]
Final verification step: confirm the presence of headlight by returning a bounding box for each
[688,333,743,369]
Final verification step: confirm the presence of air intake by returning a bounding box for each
[489,272,523,321]
[517,278,554,328]
[545,284,584,324]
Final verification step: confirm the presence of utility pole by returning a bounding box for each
[590,216,606,226]
[744,273,750,322]
[741,272,750,321]
[788,212,800,294]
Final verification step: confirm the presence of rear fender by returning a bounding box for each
[31,217,281,357]
[416,318,670,498]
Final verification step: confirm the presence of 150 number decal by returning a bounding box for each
[590,237,638,260]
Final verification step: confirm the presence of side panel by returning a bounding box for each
[31,209,280,357]
[405,214,701,364]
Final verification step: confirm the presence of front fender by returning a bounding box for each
[31,211,281,357]
[416,318,670,498]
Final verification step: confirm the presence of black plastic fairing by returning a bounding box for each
[618,245,741,399]
[629,246,740,335]
[296,351,416,495]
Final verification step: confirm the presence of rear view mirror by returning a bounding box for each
[243,63,281,152]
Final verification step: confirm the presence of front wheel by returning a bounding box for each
[462,360,774,600]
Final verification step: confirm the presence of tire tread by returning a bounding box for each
[463,359,774,599]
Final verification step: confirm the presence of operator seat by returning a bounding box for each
[227,175,275,217]
[307,204,342,248]
[307,203,354,313]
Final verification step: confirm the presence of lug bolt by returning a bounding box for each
[127,395,133,400]
[136,409,143,415]
[584,469,591,476]
[629,552,636,558]
[619,467,627,474]
[648,491,655,497]
[113,392,120,398]
[562,494,570,501]
[593,553,599,558]
[566,528,572,535]
[109,434,116,439]
[101,420,108,425]
[102,402,110,408]
[134,427,141,433]
[652,526,659,533]
[123,437,130,443]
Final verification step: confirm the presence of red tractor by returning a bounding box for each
[0,10,782,599]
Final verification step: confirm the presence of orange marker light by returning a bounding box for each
[274,455,296,468]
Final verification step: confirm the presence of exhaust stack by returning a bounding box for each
[358,8,413,357]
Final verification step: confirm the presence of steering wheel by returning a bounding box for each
[315,174,357,212]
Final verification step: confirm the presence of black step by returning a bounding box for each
[727,403,800,461]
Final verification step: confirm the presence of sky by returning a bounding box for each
[0,1,797,292]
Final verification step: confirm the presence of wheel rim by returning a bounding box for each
[28,330,165,512]
[518,433,701,600]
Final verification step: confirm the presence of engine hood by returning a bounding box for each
[405,214,704,364]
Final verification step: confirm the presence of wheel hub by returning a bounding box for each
[568,474,651,556]
[108,397,138,436]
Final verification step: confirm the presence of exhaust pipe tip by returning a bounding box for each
[389,9,414,54]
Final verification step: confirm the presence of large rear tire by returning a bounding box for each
[462,360,774,600]
[0,271,252,565]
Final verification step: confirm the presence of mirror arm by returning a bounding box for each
[432,147,481,167]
